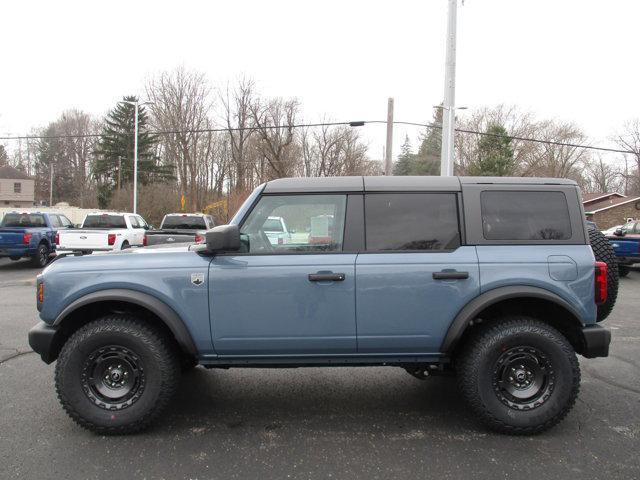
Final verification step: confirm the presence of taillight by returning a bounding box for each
[107,233,116,246]
[54,232,60,245]
[594,261,608,305]
[143,234,148,247]
[23,233,32,245]
[194,234,203,244]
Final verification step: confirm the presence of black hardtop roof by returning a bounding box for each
[263,176,577,193]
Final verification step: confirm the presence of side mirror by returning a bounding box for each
[205,224,241,253]
[614,228,625,237]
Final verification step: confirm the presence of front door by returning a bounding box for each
[355,192,480,354]
[209,193,357,356]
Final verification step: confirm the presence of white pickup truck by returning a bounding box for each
[57,212,150,254]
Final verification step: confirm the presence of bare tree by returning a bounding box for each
[146,67,212,211]
[220,77,255,191]
[300,123,372,177]
[614,119,640,194]
[250,97,300,179]
[583,155,623,193]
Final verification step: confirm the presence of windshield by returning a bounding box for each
[0,213,46,228]
[83,215,127,229]
[161,216,206,230]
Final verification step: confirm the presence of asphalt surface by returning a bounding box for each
[0,257,639,480]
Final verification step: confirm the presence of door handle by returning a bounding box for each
[433,271,469,280]
[308,273,345,282]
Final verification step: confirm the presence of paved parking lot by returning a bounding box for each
[0,257,639,479]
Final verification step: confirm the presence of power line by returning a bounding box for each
[0,120,635,156]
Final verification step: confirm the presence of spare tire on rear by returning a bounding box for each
[588,228,618,321]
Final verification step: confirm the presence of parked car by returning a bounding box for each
[263,215,292,245]
[56,212,149,254]
[29,176,615,435]
[0,211,73,267]
[606,220,640,276]
[144,213,214,246]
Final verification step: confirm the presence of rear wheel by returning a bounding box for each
[30,243,49,268]
[456,317,580,435]
[121,241,130,250]
[55,315,180,434]
[618,265,630,277]
[9,256,21,261]
[588,229,618,321]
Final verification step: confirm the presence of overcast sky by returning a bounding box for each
[1,0,638,160]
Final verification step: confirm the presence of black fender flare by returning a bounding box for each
[54,289,198,357]
[440,286,583,353]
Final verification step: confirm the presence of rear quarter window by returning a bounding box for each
[481,191,572,241]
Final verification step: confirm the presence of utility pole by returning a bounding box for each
[440,0,458,176]
[385,97,394,175]
[49,164,54,207]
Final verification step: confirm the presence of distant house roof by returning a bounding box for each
[582,192,625,205]
[585,196,640,214]
[0,165,32,180]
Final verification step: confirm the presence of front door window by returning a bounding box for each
[240,194,347,253]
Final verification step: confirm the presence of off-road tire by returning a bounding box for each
[456,317,580,435]
[618,265,630,278]
[588,228,618,321]
[55,315,180,434]
[30,243,49,268]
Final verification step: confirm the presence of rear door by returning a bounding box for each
[209,193,359,356]
[355,192,480,354]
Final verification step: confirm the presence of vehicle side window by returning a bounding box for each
[136,216,148,229]
[207,215,215,228]
[481,191,571,241]
[49,215,61,228]
[240,194,347,253]
[128,216,139,228]
[59,215,73,227]
[365,193,460,251]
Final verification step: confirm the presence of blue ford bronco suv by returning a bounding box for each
[28,176,616,435]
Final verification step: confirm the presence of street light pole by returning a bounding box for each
[440,0,458,176]
[120,99,152,214]
[132,102,139,214]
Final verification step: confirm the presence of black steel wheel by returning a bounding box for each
[457,316,580,435]
[81,345,145,410]
[55,315,180,434]
[30,243,49,268]
[492,346,555,411]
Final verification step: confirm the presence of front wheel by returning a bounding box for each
[456,317,580,435]
[55,315,180,434]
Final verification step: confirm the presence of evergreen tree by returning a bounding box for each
[0,145,7,167]
[413,107,443,175]
[393,135,415,175]
[94,96,172,207]
[470,123,515,176]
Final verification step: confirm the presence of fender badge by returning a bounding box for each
[191,273,205,286]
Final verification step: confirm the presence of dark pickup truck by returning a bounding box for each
[144,213,215,246]
[0,212,74,267]
[607,220,640,276]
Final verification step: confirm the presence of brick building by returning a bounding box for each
[583,193,640,229]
